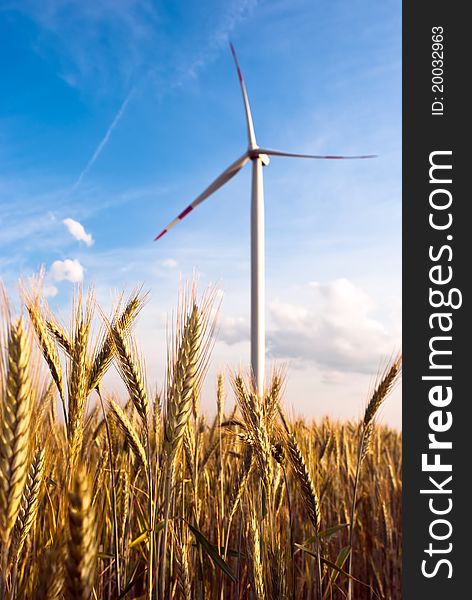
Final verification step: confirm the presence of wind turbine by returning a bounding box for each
[155,43,375,394]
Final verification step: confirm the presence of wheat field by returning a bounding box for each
[0,284,401,600]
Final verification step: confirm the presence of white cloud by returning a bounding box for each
[267,278,399,374]
[218,316,249,346]
[50,259,85,283]
[63,218,94,246]
[218,278,400,376]
[43,283,59,297]
[161,258,178,268]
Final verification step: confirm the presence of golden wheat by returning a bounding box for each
[65,466,97,600]
[0,285,402,600]
[0,319,33,544]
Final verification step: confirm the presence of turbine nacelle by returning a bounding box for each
[249,149,270,165]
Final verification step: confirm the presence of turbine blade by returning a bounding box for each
[257,148,377,160]
[229,43,257,149]
[154,153,249,241]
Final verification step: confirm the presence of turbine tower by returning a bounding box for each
[155,44,375,394]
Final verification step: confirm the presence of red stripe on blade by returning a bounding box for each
[178,205,193,220]
[229,43,243,82]
[154,229,167,241]
[324,155,374,159]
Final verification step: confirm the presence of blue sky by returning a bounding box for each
[0,0,401,426]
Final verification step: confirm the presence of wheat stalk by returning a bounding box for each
[160,288,218,600]
[248,508,265,600]
[347,355,402,600]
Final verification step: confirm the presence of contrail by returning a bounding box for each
[71,3,254,189]
[71,87,134,193]
[69,2,255,193]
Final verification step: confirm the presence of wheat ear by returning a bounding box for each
[285,430,321,532]
[111,326,149,427]
[67,319,90,470]
[361,357,402,463]
[108,397,148,470]
[65,466,97,600]
[35,546,64,600]
[165,304,202,458]
[217,373,225,424]
[10,447,46,561]
[0,318,33,544]
[26,306,65,417]
[174,528,192,600]
[46,318,73,355]
[89,290,144,393]
[232,376,273,498]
